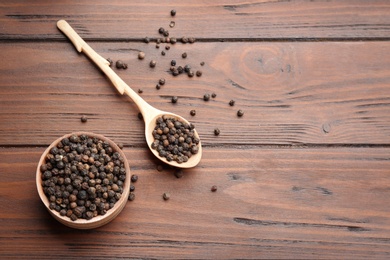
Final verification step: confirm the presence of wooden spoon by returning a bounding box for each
[57,20,202,168]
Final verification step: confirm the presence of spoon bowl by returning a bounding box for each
[57,20,202,168]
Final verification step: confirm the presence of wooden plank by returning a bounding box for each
[0,41,389,146]
[0,1,389,40]
[0,147,389,259]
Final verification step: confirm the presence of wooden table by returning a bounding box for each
[1,1,389,259]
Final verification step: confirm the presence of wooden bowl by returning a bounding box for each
[36,132,131,229]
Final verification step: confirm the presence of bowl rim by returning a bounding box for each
[36,132,131,229]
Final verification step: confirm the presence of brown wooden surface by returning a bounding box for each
[1,1,390,259]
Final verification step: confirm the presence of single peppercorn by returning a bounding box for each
[158,27,165,34]
[163,192,170,200]
[165,45,170,50]
[144,37,150,43]
[171,9,176,16]
[188,37,196,43]
[174,169,184,178]
[171,60,176,66]
[237,109,244,117]
[170,37,177,44]
[203,94,210,101]
[196,70,202,77]
[156,44,160,49]
[156,84,161,90]
[117,143,124,150]
[200,61,205,66]
[150,60,157,68]
[229,100,235,106]
[214,128,220,136]
[188,70,194,77]
[138,89,143,94]
[211,185,218,192]
[159,78,166,85]
[116,60,124,69]
[106,58,113,67]
[169,21,175,28]
[130,184,135,192]
[181,37,188,44]
[182,52,187,58]
[171,96,178,103]
[128,193,135,201]
[211,93,217,98]
[190,110,196,116]
[80,115,88,123]
[138,51,145,60]
[131,174,138,182]
[161,51,166,56]
[122,63,128,69]
[156,165,164,172]
[163,30,169,37]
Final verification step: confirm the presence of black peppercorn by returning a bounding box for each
[237,109,244,117]
[170,9,176,16]
[211,93,217,98]
[211,185,218,192]
[165,45,170,50]
[188,70,194,77]
[163,30,169,37]
[128,193,135,201]
[107,58,113,67]
[159,78,166,85]
[214,128,220,136]
[138,89,143,94]
[158,27,165,34]
[80,115,88,123]
[138,112,143,120]
[200,61,205,66]
[144,37,150,43]
[196,70,202,77]
[190,110,196,116]
[156,44,160,49]
[163,192,170,200]
[156,84,161,90]
[188,37,196,43]
[174,169,184,178]
[116,60,124,69]
[203,93,210,101]
[169,21,175,28]
[161,51,166,56]
[130,184,135,192]
[171,96,178,103]
[138,52,145,60]
[182,52,187,58]
[150,60,157,68]
[171,60,176,66]
[181,37,188,44]
[170,37,177,44]
[122,63,128,69]
[131,174,138,182]
[229,100,235,106]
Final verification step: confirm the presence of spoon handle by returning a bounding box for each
[56,20,155,117]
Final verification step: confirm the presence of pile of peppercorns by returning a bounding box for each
[151,115,199,164]
[40,134,128,221]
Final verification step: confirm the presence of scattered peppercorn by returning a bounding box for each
[156,44,160,49]
[156,84,161,90]
[200,61,205,66]
[174,169,184,178]
[158,27,165,34]
[161,51,166,56]
[116,60,124,69]
[190,110,196,116]
[170,37,177,44]
[138,52,145,60]
[156,165,164,172]
[182,52,187,58]
[229,100,235,106]
[163,30,169,37]
[138,89,143,94]
[156,38,161,44]
[106,58,113,67]
[171,60,176,66]
[169,21,175,28]
[203,94,210,101]
[237,110,244,117]
[188,70,194,77]
[163,192,170,200]
[131,174,138,182]
[165,45,170,50]
[117,143,124,150]
[130,184,135,192]
[144,37,150,43]
[150,60,157,68]
[181,37,189,44]
[188,37,195,44]
[211,185,218,192]
[171,96,178,103]
[171,9,176,16]
[138,112,143,120]
[196,70,202,77]
[80,115,88,123]
[128,193,135,201]
[159,78,166,85]
[122,63,128,69]
[214,128,220,136]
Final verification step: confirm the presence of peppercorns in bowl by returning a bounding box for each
[36,132,131,229]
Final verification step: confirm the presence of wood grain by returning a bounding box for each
[1,1,389,40]
[0,41,389,146]
[1,147,389,259]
